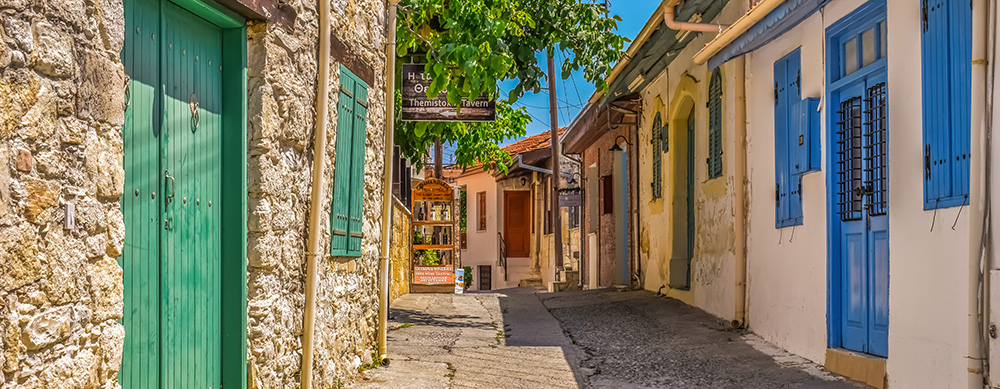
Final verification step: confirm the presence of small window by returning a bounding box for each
[651,111,664,199]
[477,192,486,231]
[568,206,580,229]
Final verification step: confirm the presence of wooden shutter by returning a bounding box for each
[774,50,803,228]
[477,192,486,230]
[330,74,355,255]
[921,0,971,209]
[347,71,368,255]
[651,112,663,200]
[708,69,723,179]
[331,66,368,257]
[602,175,613,214]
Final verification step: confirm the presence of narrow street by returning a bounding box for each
[351,289,860,388]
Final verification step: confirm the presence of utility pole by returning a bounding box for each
[434,139,443,178]
[547,52,564,275]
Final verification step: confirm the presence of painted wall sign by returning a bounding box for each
[415,266,455,285]
[401,64,496,122]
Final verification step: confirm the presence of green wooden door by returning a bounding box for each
[122,0,224,386]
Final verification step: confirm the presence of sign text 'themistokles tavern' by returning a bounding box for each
[401,63,496,122]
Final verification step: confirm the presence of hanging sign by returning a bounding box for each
[401,64,496,122]
[559,194,582,207]
[412,178,455,203]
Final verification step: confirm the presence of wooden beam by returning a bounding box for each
[215,0,296,31]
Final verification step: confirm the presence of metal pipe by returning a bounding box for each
[692,0,787,65]
[377,0,400,365]
[301,0,332,383]
[663,0,728,33]
[732,56,748,328]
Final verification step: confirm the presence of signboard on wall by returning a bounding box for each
[415,266,455,285]
[401,64,496,122]
[559,194,582,207]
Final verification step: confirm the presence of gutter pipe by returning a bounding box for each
[692,0,787,65]
[733,56,748,328]
[378,0,400,365]
[663,0,728,33]
[302,0,332,383]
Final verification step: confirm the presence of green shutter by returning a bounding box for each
[347,75,368,256]
[651,111,663,200]
[330,66,368,257]
[330,74,355,256]
[708,69,723,179]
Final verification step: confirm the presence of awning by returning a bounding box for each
[706,0,830,70]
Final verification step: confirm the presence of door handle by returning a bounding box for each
[165,170,175,206]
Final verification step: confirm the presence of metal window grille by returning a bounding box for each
[836,96,865,222]
[864,82,888,216]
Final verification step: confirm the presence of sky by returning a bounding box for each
[443,0,662,161]
[497,0,662,146]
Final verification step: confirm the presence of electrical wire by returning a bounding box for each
[979,0,997,386]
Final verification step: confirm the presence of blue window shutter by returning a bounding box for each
[330,74,355,256]
[922,0,971,209]
[347,79,368,256]
[774,56,790,227]
[775,50,803,228]
[949,0,971,204]
[651,111,663,199]
[786,52,803,224]
[708,69,723,179]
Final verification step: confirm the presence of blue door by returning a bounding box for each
[827,1,888,357]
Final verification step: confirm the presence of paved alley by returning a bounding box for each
[351,289,861,388]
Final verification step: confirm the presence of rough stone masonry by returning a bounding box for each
[0,0,389,386]
[245,0,388,386]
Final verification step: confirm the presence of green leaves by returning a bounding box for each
[394,0,628,171]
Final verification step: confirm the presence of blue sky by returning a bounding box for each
[441,1,662,161]
[497,0,662,146]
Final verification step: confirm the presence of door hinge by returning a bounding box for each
[924,144,932,180]
[796,71,801,95]
[774,82,779,105]
[775,183,781,205]
[921,0,929,32]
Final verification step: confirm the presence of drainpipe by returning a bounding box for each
[377,0,400,365]
[732,56,748,328]
[302,0,332,383]
[663,0,728,34]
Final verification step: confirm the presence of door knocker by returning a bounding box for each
[189,93,200,132]
[123,74,131,111]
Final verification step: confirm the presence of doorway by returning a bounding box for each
[120,0,247,386]
[669,102,696,289]
[827,1,889,357]
[479,265,492,290]
[504,191,531,257]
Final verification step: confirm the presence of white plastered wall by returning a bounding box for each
[744,0,986,385]
[456,171,500,290]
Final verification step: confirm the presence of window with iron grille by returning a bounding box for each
[707,69,723,179]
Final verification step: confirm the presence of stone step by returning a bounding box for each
[518,278,543,288]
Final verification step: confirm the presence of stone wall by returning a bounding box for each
[388,197,411,302]
[245,0,387,386]
[0,0,127,386]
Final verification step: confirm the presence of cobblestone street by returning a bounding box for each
[351,288,861,388]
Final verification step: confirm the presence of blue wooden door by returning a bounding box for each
[834,74,888,357]
[828,1,888,357]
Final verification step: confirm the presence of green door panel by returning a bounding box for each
[161,2,223,387]
[121,0,225,386]
[121,0,162,385]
